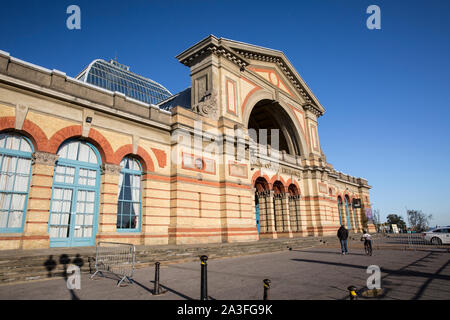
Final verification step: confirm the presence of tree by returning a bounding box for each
[386,214,407,232]
[407,209,432,232]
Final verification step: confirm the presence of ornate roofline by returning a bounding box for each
[176,35,249,70]
[176,35,325,117]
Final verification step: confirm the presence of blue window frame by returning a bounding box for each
[352,203,359,230]
[344,196,352,230]
[337,197,343,226]
[0,133,33,233]
[117,156,142,232]
[49,140,101,247]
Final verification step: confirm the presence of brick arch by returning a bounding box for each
[48,125,82,153]
[254,176,270,192]
[285,178,301,193]
[113,144,155,172]
[47,126,115,164]
[343,192,351,204]
[288,183,300,196]
[251,170,271,188]
[269,175,287,188]
[251,170,261,186]
[272,180,286,194]
[88,128,115,164]
[0,116,49,152]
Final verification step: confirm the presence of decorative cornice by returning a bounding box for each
[32,152,59,166]
[102,163,122,175]
[179,44,249,70]
[177,35,325,117]
[303,103,322,117]
[232,49,324,117]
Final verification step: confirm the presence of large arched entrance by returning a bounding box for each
[247,99,302,156]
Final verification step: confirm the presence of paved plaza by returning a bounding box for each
[0,246,448,300]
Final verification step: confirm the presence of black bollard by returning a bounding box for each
[152,262,167,295]
[154,262,161,295]
[263,279,271,300]
[347,285,358,300]
[200,255,208,300]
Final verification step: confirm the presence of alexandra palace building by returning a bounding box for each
[0,35,374,250]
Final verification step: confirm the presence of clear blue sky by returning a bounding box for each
[1,0,449,226]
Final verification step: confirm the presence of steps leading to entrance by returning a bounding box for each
[0,236,335,285]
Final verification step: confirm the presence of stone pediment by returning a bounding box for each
[176,35,325,117]
[246,65,296,100]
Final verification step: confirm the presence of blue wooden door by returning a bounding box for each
[49,141,101,247]
[255,194,261,234]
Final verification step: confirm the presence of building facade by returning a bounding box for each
[0,36,374,250]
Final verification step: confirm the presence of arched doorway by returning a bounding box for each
[49,140,101,247]
[247,100,302,156]
[254,177,269,234]
[288,184,301,232]
[272,180,287,233]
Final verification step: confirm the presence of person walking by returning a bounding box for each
[337,225,349,254]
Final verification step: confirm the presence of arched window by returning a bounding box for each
[0,133,33,232]
[344,196,351,230]
[117,156,142,231]
[49,140,101,247]
[337,197,343,226]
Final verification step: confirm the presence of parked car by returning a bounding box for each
[422,227,450,245]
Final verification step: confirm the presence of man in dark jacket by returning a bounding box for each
[337,225,349,254]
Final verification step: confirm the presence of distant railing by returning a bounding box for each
[371,233,449,251]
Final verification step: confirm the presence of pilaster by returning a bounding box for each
[21,152,59,249]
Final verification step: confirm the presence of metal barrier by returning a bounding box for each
[372,233,449,251]
[90,241,136,286]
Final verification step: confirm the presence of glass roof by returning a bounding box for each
[76,59,172,105]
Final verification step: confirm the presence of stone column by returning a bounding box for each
[265,191,277,239]
[96,163,121,240]
[21,151,58,249]
[281,193,293,238]
[257,191,267,234]
[289,195,301,234]
[273,193,283,233]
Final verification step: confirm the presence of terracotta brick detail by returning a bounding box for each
[113,144,155,172]
[0,117,48,152]
[151,148,167,168]
[286,178,301,194]
[88,128,115,163]
[47,125,82,153]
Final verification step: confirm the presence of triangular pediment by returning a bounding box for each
[246,65,297,99]
[176,35,325,116]
[219,38,325,115]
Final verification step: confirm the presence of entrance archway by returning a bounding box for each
[254,177,270,234]
[247,99,303,156]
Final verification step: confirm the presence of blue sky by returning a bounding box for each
[1,0,449,226]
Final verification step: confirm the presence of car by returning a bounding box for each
[422,227,450,245]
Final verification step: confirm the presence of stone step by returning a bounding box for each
[0,236,332,285]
